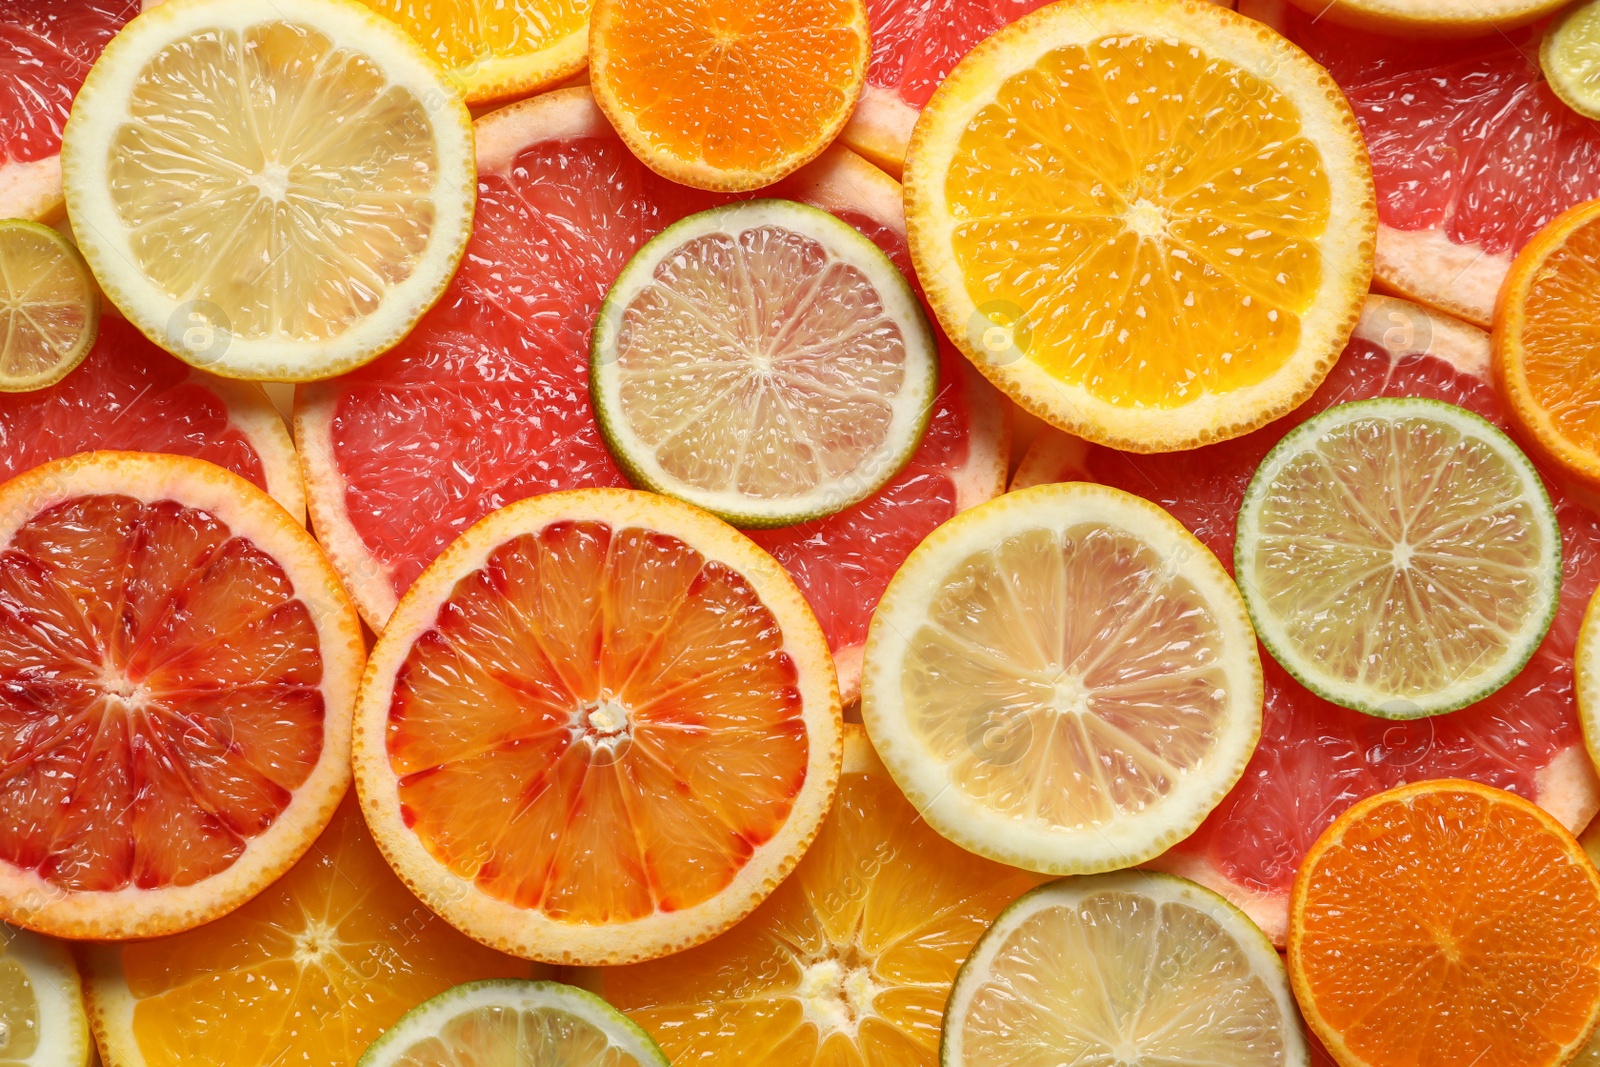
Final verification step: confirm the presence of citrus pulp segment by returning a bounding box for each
[294,87,1009,703]
[0,1,137,222]
[60,0,477,381]
[1289,779,1600,1067]
[1240,0,1600,328]
[862,482,1263,875]
[82,796,530,1067]
[0,220,97,392]
[591,199,938,528]
[1285,0,1567,35]
[358,980,668,1067]
[352,488,842,966]
[1015,295,1600,944]
[1494,199,1600,489]
[0,451,363,940]
[1237,397,1562,719]
[942,871,1307,1067]
[588,0,869,191]
[0,925,91,1067]
[577,725,1043,1065]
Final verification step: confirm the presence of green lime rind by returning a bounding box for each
[940,870,1309,1067]
[0,219,100,393]
[1235,396,1562,721]
[590,198,939,530]
[356,979,669,1067]
[1544,0,1600,121]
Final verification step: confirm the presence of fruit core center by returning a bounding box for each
[573,698,634,764]
[1124,198,1167,239]
[797,950,879,1038]
[1391,541,1414,569]
[96,663,149,708]
[292,920,340,965]
[253,161,292,203]
[1049,673,1091,715]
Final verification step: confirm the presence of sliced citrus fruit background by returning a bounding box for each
[1017,295,1600,943]
[1237,397,1562,719]
[1546,0,1600,121]
[589,0,869,191]
[0,1,137,221]
[353,488,842,966]
[0,451,363,940]
[1495,198,1600,489]
[904,0,1376,452]
[0,924,91,1067]
[1240,0,1600,328]
[0,311,304,522]
[1285,0,1567,36]
[61,0,477,381]
[943,871,1307,1067]
[863,481,1263,875]
[591,198,938,528]
[294,86,1009,704]
[579,725,1042,1065]
[1289,779,1600,1067]
[0,219,98,393]
[82,795,531,1067]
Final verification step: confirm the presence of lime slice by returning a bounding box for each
[590,198,938,528]
[1545,0,1600,121]
[0,220,98,392]
[861,482,1263,875]
[357,980,669,1066]
[941,872,1308,1067]
[0,925,92,1067]
[1236,396,1561,720]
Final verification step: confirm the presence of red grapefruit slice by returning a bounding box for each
[1015,295,1600,944]
[0,1,138,221]
[296,87,1009,704]
[0,311,304,524]
[1240,0,1600,328]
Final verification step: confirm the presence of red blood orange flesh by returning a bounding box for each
[1015,295,1600,943]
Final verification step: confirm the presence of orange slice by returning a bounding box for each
[352,488,842,966]
[1289,779,1600,1067]
[0,451,364,940]
[82,795,531,1067]
[576,725,1042,1064]
[1494,198,1600,489]
[588,0,870,191]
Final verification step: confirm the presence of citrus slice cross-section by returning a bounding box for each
[1285,0,1566,35]
[0,925,91,1067]
[942,872,1308,1067]
[1236,396,1562,720]
[591,199,938,528]
[0,219,97,392]
[578,725,1043,1065]
[903,0,1375,452]
[0,451,364,940]
[1545,1,1600,121]
[60,0,476,381]
[1289,780,1600,1067]
[353,488,842,966]
[358,980,668,1067]
[861,481,1263,875]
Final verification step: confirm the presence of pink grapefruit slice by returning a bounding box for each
[0,1,138,221]
[295,87,1009,704]
[1240,0,1600,328]
[1015,295,1600,944]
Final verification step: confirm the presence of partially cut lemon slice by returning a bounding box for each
[0,925,91,1067]
[0,220,98,392]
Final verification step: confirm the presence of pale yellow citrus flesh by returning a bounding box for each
[0,222,97,391]
[385,1006,650,1067]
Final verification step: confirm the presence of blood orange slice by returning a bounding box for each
[351,488,842,966]
[0,1,137,221]
[0,312,304,523]
[295,87,1008,703]
[1240,0,1600,328]
[0,451,364,940]
[1015,295,1600,943]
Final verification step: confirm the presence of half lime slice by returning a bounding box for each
[0,220,98,392]
[1236,396,1561,719]
[591,199,938,528]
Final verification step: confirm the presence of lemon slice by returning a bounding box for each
[0,220,98,392]
[357,980,669,1066]
[591,199,938,527]
[60,0,476,382]
[1545,0,1600,120]
[0,925,91,1067]
[861,481,1263,875]
[942,872,1308,1067]
[1236,397,1561,720]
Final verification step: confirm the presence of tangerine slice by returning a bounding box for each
[353,488,841,965]
[0,451,364,940]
